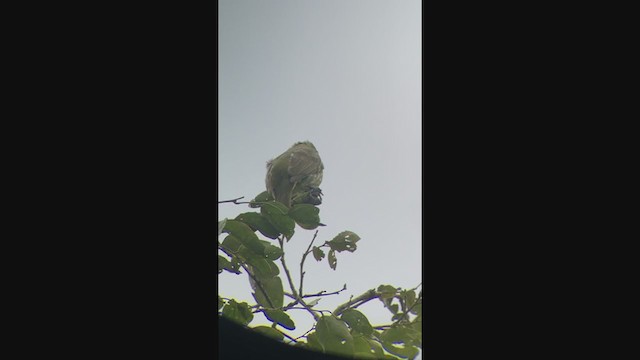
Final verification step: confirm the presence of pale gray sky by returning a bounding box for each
[218,0,421,355]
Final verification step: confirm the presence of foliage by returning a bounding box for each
[218,191,422,359]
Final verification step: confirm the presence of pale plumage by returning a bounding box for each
[265,141,324,207]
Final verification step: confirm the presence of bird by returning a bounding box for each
[265,141,324,208]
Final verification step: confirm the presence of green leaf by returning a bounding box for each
[312,246,325,261]
[315,316,354,357]
[220,234,242,253]
[218,255,240,274]
[229,256,243,274]
[235,212,280,239]
[384,326,420,345]
[353,352,377,359]
[249,191,274,208]
[377,285,398,310]
[380,340,419,359]
[251,276,284,309]
[260,201,295,240]
[252,326,284,341]
[379,326,421,357]
[218,255,230,274]
[326,231,361,253]
[260,240,284,261]
[306,332,324,352]
[377,285,397,299]
[409,320,422,347]
[223,220,265,255]
[389,304,399,314]
[263,309,296,330]
[218,218,227,237]
[402,290,417,309]
[353,335,377,359]
[381,354,404,359]
[221,299,253,326]
[366,338,385,356]
[410,301,422,316]
[288,204,321,230]
[245,256,279,278]
[352,336,371,353]
[328,249,337,270]
[340,309,373,336]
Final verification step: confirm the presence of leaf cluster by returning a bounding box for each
[218,192,421,359]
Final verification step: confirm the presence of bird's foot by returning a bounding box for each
[308,187,323,205]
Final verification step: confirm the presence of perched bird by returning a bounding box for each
[265,141,324,208]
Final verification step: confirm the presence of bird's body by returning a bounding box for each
[265,141,324,207]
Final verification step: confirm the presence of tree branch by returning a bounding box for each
[293,326,316,341]
[373,325,392,330]
[278,237,299,299]
[271,325,298,344]
[333,288,378,317]
[391,289,423,325]
[302,284,347,298]
[410,282,423,292]
[218,244,275,309]
[239,262,276,309]
[218,196,248,204]
[298,230,319,296]
[278,236,319,321]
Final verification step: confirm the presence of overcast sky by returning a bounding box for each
[218,0,421,355]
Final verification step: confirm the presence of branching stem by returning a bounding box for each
[302,284,347,298]
[278,236,319,321]
[298,230,319,296]
[218,244,275,309]
[333,288,378,317]
[293,326,316,341]
[271,326,298,343]
[391,288,423,325]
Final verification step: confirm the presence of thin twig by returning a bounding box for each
[293,326,316,341]
[410,282,423,291]
[278,236,319,321]
[404,287,423,315]
[278,236,299,299]
[333,289,378,317]
[218,244,275,309]
[269,306,311,311]
[373,325,392,330]
[271,326,298,343]
[297,299,320,321]
[302,284,347,298]
[282,293,299,310]
[350,297,376,309]
[391,289,423,325]
[298,230,319,296]
[239,263,276,309]
[218,196,246,204]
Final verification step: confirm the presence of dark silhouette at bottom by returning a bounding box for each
[218,317,350,360]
